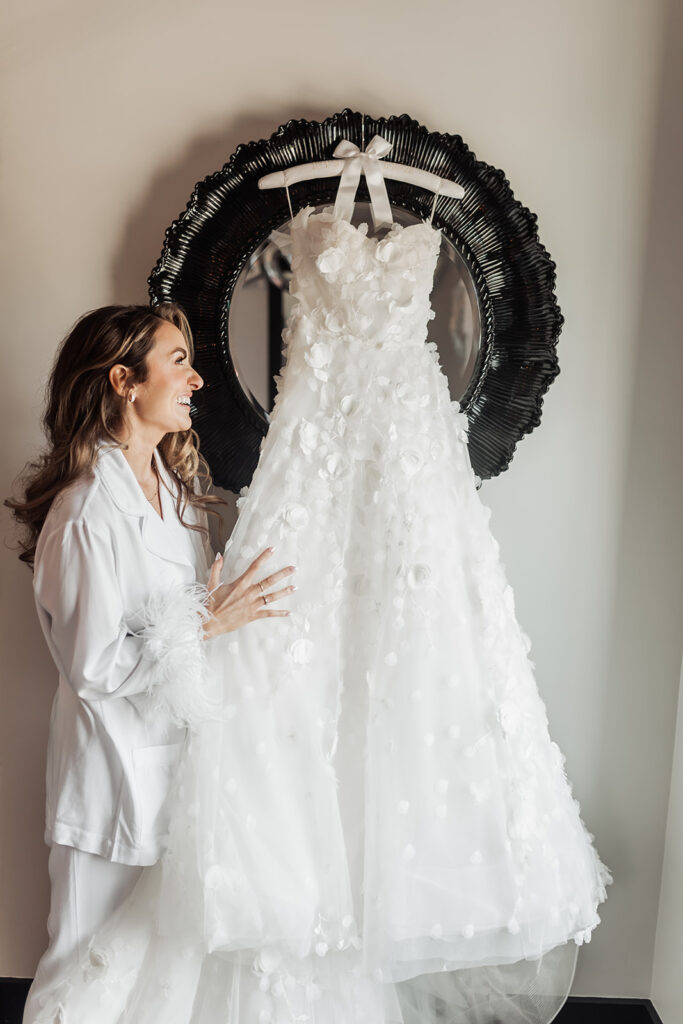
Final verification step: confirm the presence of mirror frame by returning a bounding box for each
[148,109,563,492]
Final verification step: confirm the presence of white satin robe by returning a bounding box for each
[32,443,213,865]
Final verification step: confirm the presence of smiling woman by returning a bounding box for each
[105,317,206,522]
[4,302,296,1022]
[7,303,215,561]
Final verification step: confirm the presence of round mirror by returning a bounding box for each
[229,202,481,417]
[148,110,562,492]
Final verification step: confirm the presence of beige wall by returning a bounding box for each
[623,1,683,1015]
[2,0,681,1010]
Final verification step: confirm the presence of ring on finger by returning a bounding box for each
[262,593,268,605]
[258,580,265,594]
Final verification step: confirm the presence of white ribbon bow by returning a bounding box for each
[332,134,394,228]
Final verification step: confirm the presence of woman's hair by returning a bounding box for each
[5,302,225,568]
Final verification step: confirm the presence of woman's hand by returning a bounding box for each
[202,547,296,640]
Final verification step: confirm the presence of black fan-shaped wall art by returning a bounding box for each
[148,110,563,492]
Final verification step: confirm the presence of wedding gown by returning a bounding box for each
[33,160,612,1024]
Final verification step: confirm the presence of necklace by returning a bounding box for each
[139,465,160,507]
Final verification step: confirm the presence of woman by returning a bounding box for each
[6,302,295,1022]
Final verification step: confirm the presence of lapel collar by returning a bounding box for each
[94,442,195,571]
[94,442,148,517]
[152,449,207,573]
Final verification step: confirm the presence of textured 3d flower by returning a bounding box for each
[497,700,521,737]
[280,502,309,531]
[339,394,358,417]
[394,381,422,409]
[255,945,283,974]
[298,420,319,455]
[375,238,397,263]
[400,448,424,477]
[407,564,431,588]
[324,310,345,333]
[305,341,332,369]
[290,638,314,664]
[316,247,345,275]
[322,452,345,480]
[88,947,109,972]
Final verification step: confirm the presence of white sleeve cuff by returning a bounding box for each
[133,582,218,728]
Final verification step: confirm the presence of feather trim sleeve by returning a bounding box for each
[33,522,217,712]
[133,581,220,729]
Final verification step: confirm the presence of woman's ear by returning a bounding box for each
[109,364,131,399]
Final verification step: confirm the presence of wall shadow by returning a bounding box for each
[573,0,683,997]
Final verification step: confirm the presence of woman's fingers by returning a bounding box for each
[207,553,223,594]
[205,549,298,634]
[257,584,296,605]
[257,565,296,591]
[239,547,275,585]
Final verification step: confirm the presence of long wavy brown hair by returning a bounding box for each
[5,302,225,568]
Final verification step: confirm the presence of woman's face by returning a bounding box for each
[126,321,203,438]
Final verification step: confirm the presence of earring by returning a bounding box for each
[128,390,136,404]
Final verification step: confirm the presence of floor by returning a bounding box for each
[0,981,664,1024]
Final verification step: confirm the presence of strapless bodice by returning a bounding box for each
[285,205,442,353]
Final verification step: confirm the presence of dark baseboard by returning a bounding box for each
[556,997,664,1023]
[0,979,665,1024]
[1,980,29,1024]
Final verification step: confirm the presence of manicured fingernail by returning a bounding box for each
[214,552,221,561]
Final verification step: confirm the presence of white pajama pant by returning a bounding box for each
[22,843,144,1023]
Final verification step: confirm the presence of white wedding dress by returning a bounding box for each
[33,160,612,1024]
